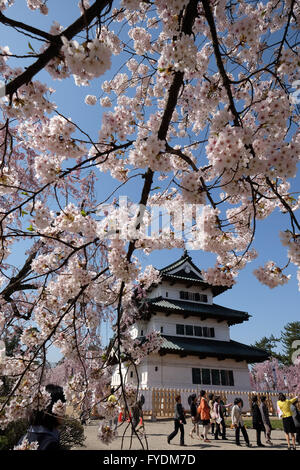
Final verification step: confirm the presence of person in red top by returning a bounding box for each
[198,390,211,442]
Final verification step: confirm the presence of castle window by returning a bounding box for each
[180,291,188,300]
[192,368,234,386]
[185,325,194,336]
[194,326,202,337]
[130,371,133,378]
[202,368,211,385]
[155,366,158,372]
[192,368,201,384]
[176,324,214,337]
[176,324,184,335]
[166,292,168,297]
[179,291,208,302]
[160,326,163,333]
[211,369,221,385]
[141,329,144,336]
[221,370,234,386]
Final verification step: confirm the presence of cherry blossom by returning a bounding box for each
[0,0,299,448]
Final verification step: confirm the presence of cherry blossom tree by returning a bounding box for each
[250,358,300,394]
[0,0,299,447]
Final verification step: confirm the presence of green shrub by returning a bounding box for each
[0,418,28,450]
[0,436,9,450]
[59,417,86,450]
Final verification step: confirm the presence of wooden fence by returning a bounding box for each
[143,387,297,419]
[67,387,297,420]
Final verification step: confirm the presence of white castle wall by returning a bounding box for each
[130,313,230,342]
[111,354,251,391]
[147,280,213,305]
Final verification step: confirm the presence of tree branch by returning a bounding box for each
[5,0,113,97]
[0,11,58,42]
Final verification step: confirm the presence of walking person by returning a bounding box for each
[208,393,215,436]
[213,396,232,440]
[108,387,119,432]
[231,398,251,447]
[277,393,298,450]
[198,390,211,443]
[131,395,145,433]
[290,399,300,445]
[251,395,265,447]
[167,395,186,446]
[188,393,198,439]
[259,396,273,445]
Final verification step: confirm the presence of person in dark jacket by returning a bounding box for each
[131,395,145,432]
[251,395,265,447]
[290,399,300,445]
[167,395,186,446]
[259,396,273,445]
[188,393,198,439]
[18,384,66,450]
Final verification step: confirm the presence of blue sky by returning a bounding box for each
[1,1,299,361]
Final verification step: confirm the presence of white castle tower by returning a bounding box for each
[111,252,268,391]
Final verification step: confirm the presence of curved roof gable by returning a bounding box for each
[157,251,230,297]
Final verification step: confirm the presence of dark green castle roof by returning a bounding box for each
[146,296,249,325]
[158,335,269,363]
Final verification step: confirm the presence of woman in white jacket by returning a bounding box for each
[213,396,232,440]
[231,398,252,447]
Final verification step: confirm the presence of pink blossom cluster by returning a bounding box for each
[13,438,39,450]
[280,231,300,267]
[61,37,112,85]
[203,265,236,288]
[128,27,152,56]
[26,0,48,14]
[97,423,117,445]
[63,373,86,406]
[3,80,55,120]
[108,240,140,283]
[121,330,162,365]
[250,358,300,394]
[158,34,198,74]
[97,399,120,421]
[21,114,86,161]
[206,127,250,175]
[85,94,97,106]
[52,399,66,417]
[180,172,206,204]
[53,203,97,240]
[129,135,166,170]
[253,261,291,288]
[121,0,144,10]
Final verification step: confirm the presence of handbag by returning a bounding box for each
[216,417,222,424]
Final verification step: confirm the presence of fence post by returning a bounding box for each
[151,388,157,421]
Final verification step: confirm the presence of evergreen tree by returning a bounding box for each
[280,322,300,365]
[251,335,283,362]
